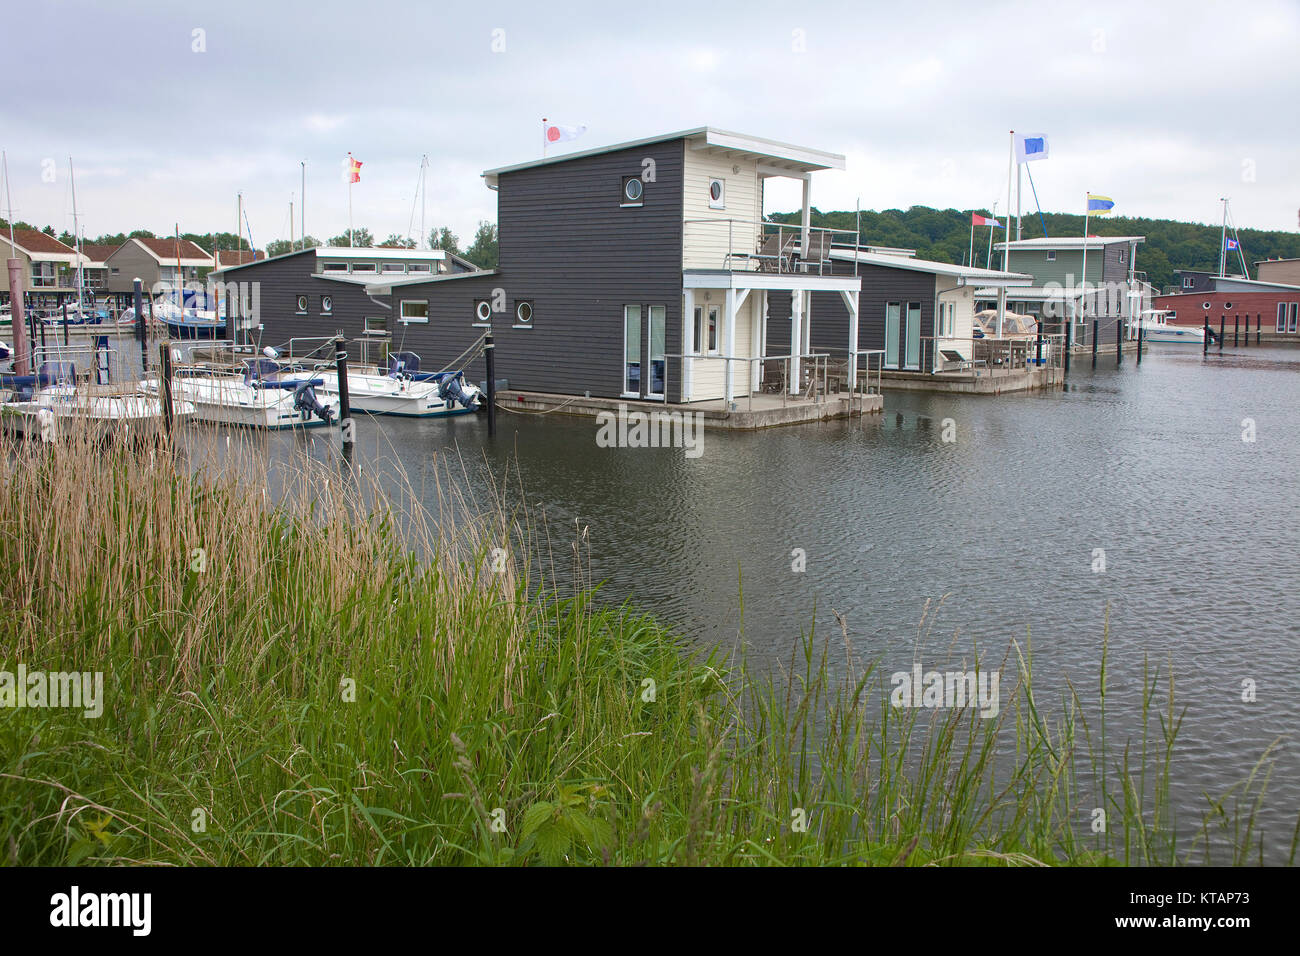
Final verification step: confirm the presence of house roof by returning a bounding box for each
[212,245,484,276]
[125,236,212,265]
[214,249,262,267]
[79,243,121,266]
[971,285,1090,300]
[828,248,1033,286]
[995,236,1145,251]
[1,228,80,262]
[483,127,846,187]
[1255,257,1300,265]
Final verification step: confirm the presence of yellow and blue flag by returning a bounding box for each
[1087,193,1115,214]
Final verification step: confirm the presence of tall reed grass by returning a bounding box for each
[0,427,1291,866]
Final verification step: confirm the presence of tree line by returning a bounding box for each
[0,219,500,271]
[767,206,1300,292]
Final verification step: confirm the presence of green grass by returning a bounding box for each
[0,433,1291,866]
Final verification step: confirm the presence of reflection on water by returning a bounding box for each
[213,346,1300,862]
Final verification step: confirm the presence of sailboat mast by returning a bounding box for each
[420,154,428,250]
[70,156,84,307]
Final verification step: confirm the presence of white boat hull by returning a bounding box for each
[1142,325,1205,344]
[313,371,477,418]
[1,386,194,443]
[155,376,339,429]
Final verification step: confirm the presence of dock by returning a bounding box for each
[496,389,883,429]
[880,365,1063,395]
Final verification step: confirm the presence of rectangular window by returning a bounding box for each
[693,306,704,355]
[707,306,719,353]
[350,262,377,274]
[322,262,348,273]
[1277,303,1286,333]
[1290,302,1298,334]
[407,263,432,273]
[1046,251,1056,261]
[1119,249,1127,263]
[110,267,120,275]
[400,300,428,324]
[624,305,642,396]
[381,262,406,274]
[648,305,666,398]
[884,302,900,368]
[905,302,921,369]
[1183,277,1194,289]
[364,316,388,336]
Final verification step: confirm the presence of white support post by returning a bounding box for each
[751,290,764,394]
[800,176,812,266]
[683,288,695,402]
[802,291,812,357]
[842,290,859,389]
[790,290,803,395]
[724,287,736,404]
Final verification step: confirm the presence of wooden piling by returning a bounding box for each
[158,341,174,436]
[485,332,497,437]
[334,334,353,460]
[1091,319,1098,368]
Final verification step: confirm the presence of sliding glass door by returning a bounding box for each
[623,305,641,396]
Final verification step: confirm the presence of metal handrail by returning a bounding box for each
[664,351,834,413]
[682,218,859,276]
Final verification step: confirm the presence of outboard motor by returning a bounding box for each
[437,370,484,411]
[0,341,10,361]
[292,379,337,424]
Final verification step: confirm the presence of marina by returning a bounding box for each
[2,0,1298,892]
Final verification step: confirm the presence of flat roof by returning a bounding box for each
[317,246,454,260]
[972,285,1088,299]
[828,249,1033,286]
[995,236,1145,250]
[483,127,845,187]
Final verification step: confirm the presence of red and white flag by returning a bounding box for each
[971,212,1003,228]
[543,120,587,144]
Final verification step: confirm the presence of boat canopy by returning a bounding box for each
[384,351,422,376]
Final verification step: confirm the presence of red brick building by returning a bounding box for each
[1153,287,1300,339]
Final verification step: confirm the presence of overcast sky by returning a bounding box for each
[3,0,1297,248]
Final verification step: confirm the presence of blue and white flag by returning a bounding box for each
[1226,238,1240,251]
[1015,133,1049,164]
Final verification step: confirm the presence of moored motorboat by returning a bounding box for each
[155,357,339,429]
[312,351,485,417]
[1138,309,1206,344]
[0,361,194,443]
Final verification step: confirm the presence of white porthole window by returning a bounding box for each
[475,300,492,323]
[708,178,725,209]
[621,176,643,206]
[295,295,308,314]
[515,301,533,326]
[320,295,332,314]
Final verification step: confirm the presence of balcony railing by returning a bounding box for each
[683,218,860,276]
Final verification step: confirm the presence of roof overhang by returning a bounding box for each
[683,269,860,293]
[484,126,844,187]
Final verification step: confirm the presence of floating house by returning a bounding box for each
[1153,287,1300,339]
[212,245,484,351]
[244,128,865,406]
[764,250,1032,373]
[983,236,1146,347]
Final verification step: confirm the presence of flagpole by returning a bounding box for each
[300,160,306,251]
[1016,158,1023,242]
[1218,197,1227,277]
[986,200,997,270]
[542,118,548,159]
[1005,131,1014,276]
[348,152,354,247]
[1081,195,1090,330]
[968,215,974,269]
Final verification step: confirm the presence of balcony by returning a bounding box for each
[683,218,859,276]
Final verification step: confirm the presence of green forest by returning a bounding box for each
[769,206,1300,292]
